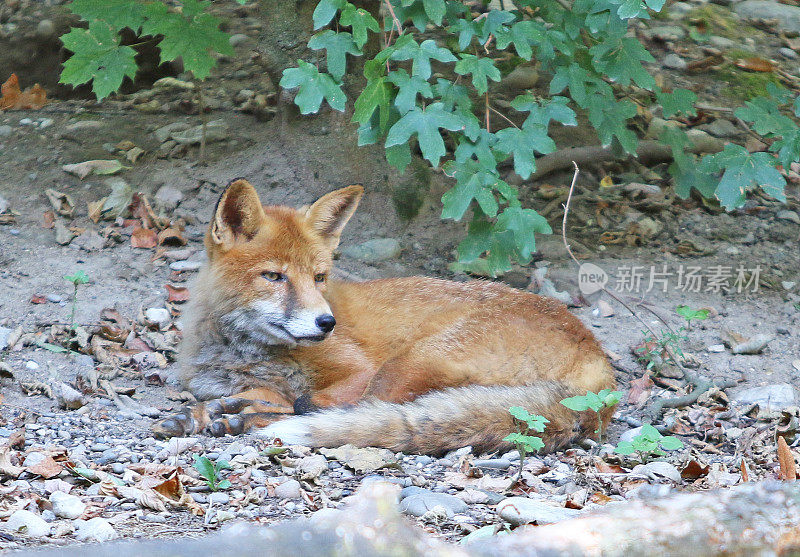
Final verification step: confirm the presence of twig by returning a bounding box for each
[489,105,519,129]
[383,0,403,35]
[485,92,490,132]
[561,162,738,421]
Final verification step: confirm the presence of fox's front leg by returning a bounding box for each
[152,387,295,438]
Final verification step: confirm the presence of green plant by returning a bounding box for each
[560,389,622,444]
[675,305,710,330]
[614,423,683,461]
[59,0,245,100]
[503,406,548,483]
[63,270,89,328]
[278,0,794,276]
[192,455,231,491]
[635,329,686,372]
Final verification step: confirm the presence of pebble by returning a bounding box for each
[171,119,229,145]
[170,260,202,272]
[777,210,800,224]
[643,25,686,41]
[25,361,39,370]
[41,510,56,523]
[341,238,402,263]
[780,47,798,59]
[155,185,184,211]
[24,452,46,467]
[274,479,302,500]
[154,122,191,143]
[736,1,800,34]
[50,492,86,519]
[144,307,171,330]
[0,125,12,138]
[74,517,117,542]
[36,19,56,40]
[0,326,12,350]
[700,119,739,138]
[709,36,736,49]
[399,489,468,518]
[501,64,539,90]
[208,492,230,505]
[473,458,512,470]
[229,33,249,47]
[662,53,687,70]
[496,497,581,526]
[5,510,50,538]
[733,383,795,418]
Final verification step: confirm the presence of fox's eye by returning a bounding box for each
[262,271,285,282]
[314,273,327,283]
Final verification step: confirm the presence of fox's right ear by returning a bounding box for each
[209,178,266,248]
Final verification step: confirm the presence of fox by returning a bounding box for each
[151,178,617,455]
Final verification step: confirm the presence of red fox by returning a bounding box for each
[152,178,616,455]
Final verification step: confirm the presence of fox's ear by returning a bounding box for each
[210,178,266,248]
[305,185,363,249]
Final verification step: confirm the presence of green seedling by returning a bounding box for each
[503,406,548,485]
[193,455,232,491]
[560,389,622,444]
[63,270,89,329]
[676,305,710,330]
[614,424,684,461]
[635,329,686,372]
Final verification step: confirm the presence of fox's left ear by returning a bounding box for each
[305,185,364,249]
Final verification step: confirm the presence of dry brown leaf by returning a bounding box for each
[627,374,654,406]
[165,284,190,303]
[589,492,614,505]
[157,226,186,246]
[42,210,55,229]
[152,469,204,515]
[26,455,62,479]
[45,189,75,218]
[680,459,710,480]
[735,57,775,72]
[131,227,158,249]
[0,446,23,478]
[30,295,47,304]
[0,74,47,110]
[594,459,625,474]
[686,54,724,72]
[740,459,750,482]
[62,160,126,179]
[778,436,797,481]
[87,199,107,223]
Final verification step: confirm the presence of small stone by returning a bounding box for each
[75,517,116,542]
[473,458,512,470]
[735,1,800,35]
[215,510,236,523]
[733,383,795,418]
[54,221,76,245]
[170,260,202,272]
[154,185,184,211]
[399,490,468,518]
[0,125,12,138]
[341,238,402,263]
[643,25,686,41]
[274,479,302,500]
[619,426,644,443]
[501,64,539,90]
[50,492,86,519]
[25,361,39,370]
[700,119,739,138]
[171,119,229,145]
[662,53,687,70]
[144,307,171,330]
[632,461,682,483]
[709,36,736,49]
[41,510,56,523]
[154,122,191,143]
[229,33,249,47]
[208,492,230,505]
[777,210,800,224]
[38,118,53,129]
[36,19,56,40]
[153,77,195,91]
[780,47,798,59]
[65,120,104,133]
[0,326,12,350]
[5,510,50,538]
[58,383,85,410]
[496,497,581,526]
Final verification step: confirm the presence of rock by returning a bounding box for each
[75,517,117,542]
[643,25,686,41]
[399,490,468,518]
[497,497,581,526]
[58,383,85,410]
[229,33,249,47]
[663,53,687,70]
[0,125,12,138]
[5,510,50,538]
[154,185,184,211]
[208,492,230,505]
[700,119,739,138]
[50,491,86,519]
[709,36,736,49]
[473,458,512,470]
[502,64,540,90]
[632,462,682,483]
[777,210,800,224]
[731,334,773,354]
[170,119,229,145]
[0,326,12,350]
[274,479,302,499]
[36,19,56,41]
[144,308,171,330]
[54,221,76,245]
[780,47,798,59]
[153,77,195,91]
[341,238,402,263]
[736,1,800,34]
[733,383,795,418]
[297,454,328,480]
[65,120,104,133]
[154,122,191,143]
[170,260,202,272]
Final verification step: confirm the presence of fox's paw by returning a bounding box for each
[152,408,197,439]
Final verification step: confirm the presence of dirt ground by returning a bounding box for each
[1,0,800,551]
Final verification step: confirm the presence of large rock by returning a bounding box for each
[735,1,800,33]
[340,239,402,263]
[399,489,468,518]
[75,517,117,542]
[5,510,50,538]
[733,383,795,418]
[496,497,582,526]
[50,491,86,519]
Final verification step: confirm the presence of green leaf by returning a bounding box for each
[700,144,786,210]
[434,79,472,112]
[68,0,147,31]
[494,207,552,263]
[442,171,499,218]
[64,270,90,285]
[675,305,710,322]
[586,94,638,153]
[510,95,577,127]
[216,479,232,490]
[353,77,393,129]
[308,30,360,80]
[638,424,662,442]
[386,142,412,172]
[656,88,698,118]
[450,19,478,51]
[390,36,457,80]
[659,436,684,450]
[59,22,138,101]
[385,103,465,166]
[313,0,347,29]
[192,455,215,482]
[734,96,795,137]
[454,130,497,170]
[388,69,433,114]
[584,390,603,411]
[561,395,590,412]
[509,406,533,422]
[614,441,635,455]
[495,123,556,179]
[141,0,233,80]
[454,54,501,95]
[494,21,546,61]
[280,60,346,114]
[339,4,379,48]
[590,37,655,89]
[423,0,446,25]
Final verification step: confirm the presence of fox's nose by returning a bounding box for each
[315,314,336,333]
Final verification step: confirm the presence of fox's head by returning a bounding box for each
[201,178,363,348]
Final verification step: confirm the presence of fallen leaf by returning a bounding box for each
[0,446,23,478]
[628,374,654,406]
[740,459,750,482]
[131,227,158,249]
[42,210,55,229]
[165,284,190,303]
[594,459,625,474]
[62,160,127,179]
[588,492,614,505]
[735,57,775,72]
[157,226,186,246]
[680,459,710,479]
[45,189,75,217]
[26,455,62,479]
[152,469,204,515]
[778,436,797,481]
[126,146,145,163]
[318,444,399,473]
[87,199,107,223]
[0,74,47,110]
[30,295,47,304]
[599,175,615,188]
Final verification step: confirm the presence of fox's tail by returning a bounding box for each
[256,381,611,456]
